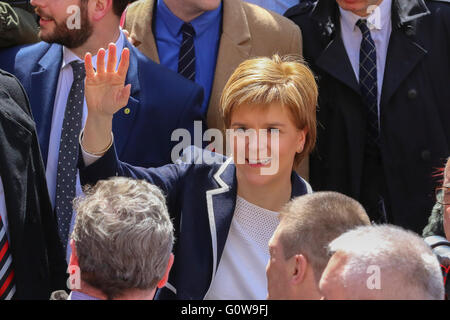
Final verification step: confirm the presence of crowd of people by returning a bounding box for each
[0,0,449,300]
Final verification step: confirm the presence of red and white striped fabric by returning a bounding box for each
[0,216,15,300]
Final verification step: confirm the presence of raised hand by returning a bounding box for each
[84,43,131,118]
[82,43,131,155]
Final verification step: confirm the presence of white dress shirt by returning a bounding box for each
[339,0,392,116]
[46,30,124,259]
[0,177,10,242]
[204,196,280,300]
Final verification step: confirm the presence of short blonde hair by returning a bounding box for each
[221,54,318,168]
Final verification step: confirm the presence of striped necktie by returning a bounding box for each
[356,19,379,156]
[0,215,15,300]
[178,22,196,81]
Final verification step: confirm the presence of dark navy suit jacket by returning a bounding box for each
[0,38,205,168]
[80,145,313,300]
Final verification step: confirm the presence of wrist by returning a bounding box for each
[80,129,113,156]
[83,115,113,155]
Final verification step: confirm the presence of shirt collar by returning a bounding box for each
[62,28,125,71]
[339,0,392,32]
[68,291,101,300]
[157,0,222,38]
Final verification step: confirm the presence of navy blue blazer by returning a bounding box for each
[80,145,312,300]
[0,38,205,168]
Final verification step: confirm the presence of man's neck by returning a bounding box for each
[352,0,384,17]
[295,269,322,300]
[75,281,156,300]
[163,0,206,22]
[75,281,107,300]
[70,24,121,59]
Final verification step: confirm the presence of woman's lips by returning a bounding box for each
[246,158,271,168]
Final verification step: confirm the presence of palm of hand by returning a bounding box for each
[84,44,131,117]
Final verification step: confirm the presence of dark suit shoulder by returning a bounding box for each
[424,0,450,30]
[284,0,316,19]
[0,68,30,116]
[427,0,450,4]
[16,41,53,64]
[426,0,450,14]
[0,42,52,76]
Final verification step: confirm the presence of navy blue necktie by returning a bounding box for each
[178,23,196,81]
[55,61,85,252]
[356,19,379,155]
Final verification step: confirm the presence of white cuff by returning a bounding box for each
[81,145,102,166]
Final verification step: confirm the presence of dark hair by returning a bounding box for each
[112,0,130,17]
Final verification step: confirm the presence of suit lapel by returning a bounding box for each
[316,34,360,95]
[315,29,366,186]
[380,29,427,109]
[29,44,63,166]
[204,157,237,296]
[0,92,33,257]
[206,0,251,132]
[127,0,160,63]
[112,41,141,158]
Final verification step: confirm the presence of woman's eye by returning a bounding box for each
[235,127,246,133]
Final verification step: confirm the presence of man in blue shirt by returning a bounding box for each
[153,0,221,114]
[124,0,303,132]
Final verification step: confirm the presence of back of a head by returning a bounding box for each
[71,177,174,300]
[327,224,445,300]
[278,191,371,281]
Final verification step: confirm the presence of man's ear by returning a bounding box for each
[90,0,114,22]
[157,253,174,289]
[291,254,308,284]
[69,239,79,268]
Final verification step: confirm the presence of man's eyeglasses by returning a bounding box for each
[436,186,450,205]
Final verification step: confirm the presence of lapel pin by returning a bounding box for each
[124,108,131,115]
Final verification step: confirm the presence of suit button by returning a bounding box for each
[405,25,415,36]
[408,89,417,99]
[421,150,431,161]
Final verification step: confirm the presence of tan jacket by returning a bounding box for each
[125,0,308,179]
